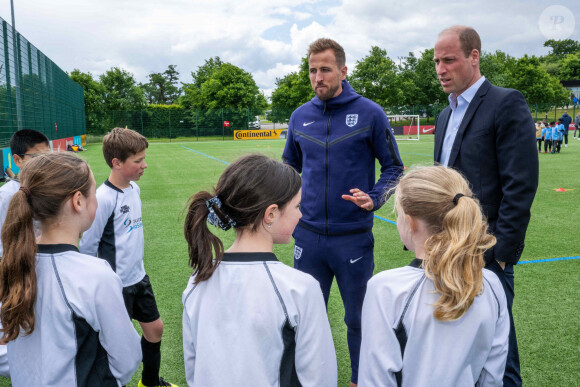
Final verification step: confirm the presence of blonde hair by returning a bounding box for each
[394,166,496,321]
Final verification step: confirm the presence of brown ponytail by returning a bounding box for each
[184,154,301,284]
[184,191,224,284]
[0,153,92,342]
[394,166,496,321]
[0,189,37,341]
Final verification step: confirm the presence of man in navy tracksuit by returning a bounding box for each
[559,111,572,147]
[282,38,403,386]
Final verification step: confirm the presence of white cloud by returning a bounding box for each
[254,62,300,92]
[0,0,577,94]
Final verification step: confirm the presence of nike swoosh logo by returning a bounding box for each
[422,127,435,133]
[350,256,363,264]
[303,121,315,126]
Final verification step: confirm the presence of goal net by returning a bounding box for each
[387,114,420,141]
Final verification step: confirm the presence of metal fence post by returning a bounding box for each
[169,109,172,142]
[11,20,22,131]
[2,21,15,136]
[221,108,224,140]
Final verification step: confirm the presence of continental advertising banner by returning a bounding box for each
[234,130,287,140]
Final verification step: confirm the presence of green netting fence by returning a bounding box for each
[87,108,295,139]
[0,16,85,148]
[88,102,578,140]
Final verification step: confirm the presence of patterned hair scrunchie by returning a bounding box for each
[206,196,237,231]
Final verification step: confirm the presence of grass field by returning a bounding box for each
[1,135,578,386]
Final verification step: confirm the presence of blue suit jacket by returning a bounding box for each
[434,79,539,265]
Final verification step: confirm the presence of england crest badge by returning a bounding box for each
[294,245,303,260]
[346,114,358,127]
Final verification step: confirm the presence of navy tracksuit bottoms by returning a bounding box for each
[293,225,374,385]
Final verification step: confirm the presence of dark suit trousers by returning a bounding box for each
[486,260,522,386]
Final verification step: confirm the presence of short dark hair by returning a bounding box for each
[440,26,481,58]
[10,129,49,156]
[102,127,148,168]
[308,38,346,68]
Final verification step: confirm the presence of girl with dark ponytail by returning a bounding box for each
[183,154,337,386]
[0,153,141,386]
[359,166,509,387]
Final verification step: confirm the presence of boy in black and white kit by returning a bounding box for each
[80,127,176,387]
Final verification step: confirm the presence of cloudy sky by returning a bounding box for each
[0,0,578,97]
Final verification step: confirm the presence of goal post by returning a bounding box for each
[387,114,420,141]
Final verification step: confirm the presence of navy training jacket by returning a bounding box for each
[283,80,403,235]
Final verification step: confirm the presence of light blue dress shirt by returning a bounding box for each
[440,76,486,166]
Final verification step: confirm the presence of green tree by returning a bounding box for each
[190,57,223,89]
[69,69,106,132]
[271,57,312,109]
[480,50,516,88]
[182,57,265,131]
[558,54,580,80]
[99,67,146,111]
[163,65,182,104]
[182,59,262,109]
[397,53,422,106]
[508,55,568,105]
[256,91,269,111]
[349,46,403,107]
[543,39,580,56]
[411,49,447,106]
[143,73,166,104]
[141,65,182,105]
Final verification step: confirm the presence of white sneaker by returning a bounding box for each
[565,144,568,147]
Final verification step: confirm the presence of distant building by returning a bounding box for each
[561,80,580,105]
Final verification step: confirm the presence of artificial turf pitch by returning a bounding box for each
[1,135,578,386]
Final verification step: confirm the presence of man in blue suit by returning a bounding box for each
[433,26,538,386]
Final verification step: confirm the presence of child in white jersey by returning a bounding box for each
[182,154,337,387]
[0,129,50,379]
[359,166,509,387]
[79,127,176,387]
[0,153,141,386]
[0,129,50,257]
